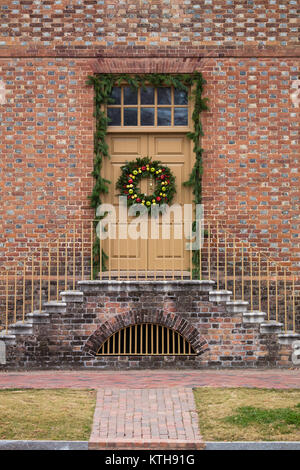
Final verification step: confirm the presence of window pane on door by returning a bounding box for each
[141,107,155,126]
[124,108,138,126]
[107,107,121,126]
[174,107,188,126]
[157,87,171,105]
[157,107,171,126]
[141,87,155,105]
[124,87,138,105]
[109,87,121,105]
[174,89,188,105]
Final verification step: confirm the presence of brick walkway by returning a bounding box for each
[89,388,204,450]
[0,369,299,389]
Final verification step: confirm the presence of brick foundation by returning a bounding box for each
[0,281,294,370]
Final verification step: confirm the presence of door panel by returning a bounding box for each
[104,133,193,272]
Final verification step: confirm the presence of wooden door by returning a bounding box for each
[103,133,193,273]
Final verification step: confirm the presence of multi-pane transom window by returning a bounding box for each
[106,86,189,127]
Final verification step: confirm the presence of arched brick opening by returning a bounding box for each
[84,311,208,357]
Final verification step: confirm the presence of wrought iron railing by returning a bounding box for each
[0,216,299,335]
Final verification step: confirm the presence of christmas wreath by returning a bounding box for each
[116,157,176,210]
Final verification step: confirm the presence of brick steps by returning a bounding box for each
[1,282,297,346]
[1,279,299,367]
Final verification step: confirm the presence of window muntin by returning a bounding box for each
[107,86,189,127]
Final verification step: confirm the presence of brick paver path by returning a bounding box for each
[0,369,299,389]
[89,388,204,450]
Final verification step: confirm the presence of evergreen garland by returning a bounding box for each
[87,72,208,278]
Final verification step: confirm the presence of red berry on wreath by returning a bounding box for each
[128,179,133,183]
[142,166,146,171]
[136,198,141,203]
[160,175,165,180]
[156,196,161,202]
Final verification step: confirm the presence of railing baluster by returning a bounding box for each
[275,264,278,322]
[233,236,236,301]
[208,222,211,280]
[267,259,270,321]
[23,262,26,323]
[108,222,111,281]
[284,269,287,333]
[172,221,175,280]
[258,252,261,311]
[90,221,93,281]
[127,233,129,281]
[73,225,76,290]
[117,222,120,281]
[5,271,8,333]
[136,222,138,281]
[189,221,193,280]
[81,222,84,281]
[199,219,202,280]
[250,248,253,311]
[224,231,227,291]
[39,249,42,313]
[65,234,68,290]
[241,243,244,301]
[32,256,34,311]
[216,222,219,290]
[14,267,17,323]
[48,245,51,302]
[57,238,59,301]
[293,275,296,333]
[99,226,102,281]
[163,225,166,280]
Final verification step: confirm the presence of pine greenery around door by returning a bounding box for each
[87,73,208,277]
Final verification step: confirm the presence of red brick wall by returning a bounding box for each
[201,58,300,272]
[0,1,299,273]
[0,0,298,58]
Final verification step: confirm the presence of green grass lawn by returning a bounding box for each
[193,387,300,441]
[0,389,96,440]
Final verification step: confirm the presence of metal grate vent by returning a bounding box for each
[96,323,196,356]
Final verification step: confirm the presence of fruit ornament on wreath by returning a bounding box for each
[116,157,176,211]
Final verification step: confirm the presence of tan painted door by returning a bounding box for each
[103,133,193,272]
